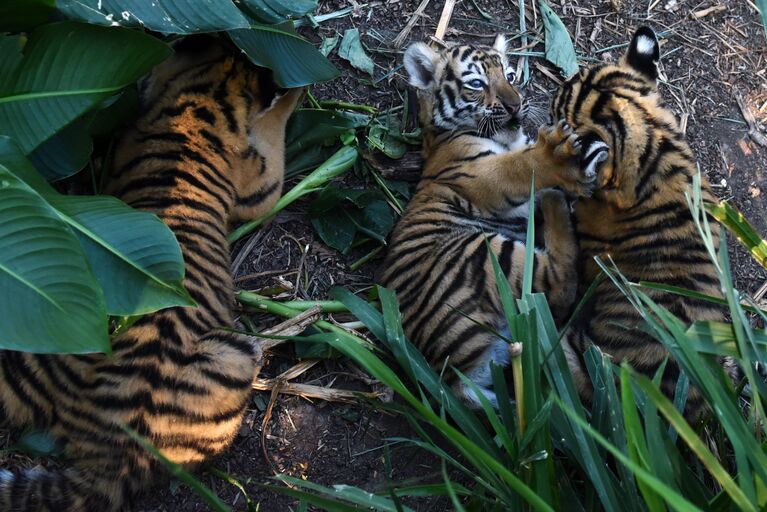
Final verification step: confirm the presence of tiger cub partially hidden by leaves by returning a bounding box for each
[378,36,609,407]
[553,27,732,417]
[0,39,301,511]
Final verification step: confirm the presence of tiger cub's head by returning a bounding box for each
[404,36,523,138]
[551,27,681,202]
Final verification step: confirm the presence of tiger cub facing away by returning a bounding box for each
[552,27,731,416]
[0,40,301,510]
[377,36,609,407]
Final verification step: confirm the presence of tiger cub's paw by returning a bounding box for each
[539,188,570,220]
[537,121,609,198]
[578,133,610,191]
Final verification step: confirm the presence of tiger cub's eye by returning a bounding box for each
[465,79,484,90]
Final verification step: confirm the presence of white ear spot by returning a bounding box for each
[493,34,507,54]
[635,35,656,56]
[403,42,440,90]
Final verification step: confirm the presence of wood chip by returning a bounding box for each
[253,379,380,403]
[392,0,431,49]
[755,280,767,302]
[736,93,767,148]
[691,5,726,18]
[250,305,322,352]
[434,0,457,42]
[533,61,563,85]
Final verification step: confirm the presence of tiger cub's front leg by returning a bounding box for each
[533,190,578,321]
[463,121,609,210]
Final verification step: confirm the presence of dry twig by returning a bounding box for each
[392,0,431,49]
[252,305,322,352]
[736,93,767,148]
[434,0,457,42]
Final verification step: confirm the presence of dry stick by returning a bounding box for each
[755,280,767,303]
[434,0,457,43]
[393,0,431,49]
[260,379,283,473]
[231,229,267,275]
[736,92,767,148]
[691,5,726,19]
[251,305,323,352]
[252,379,380,403]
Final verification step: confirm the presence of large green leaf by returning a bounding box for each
[338,28,375,76]
[57,0,250,33]
[229,23,339,87]
[49,195,195,315]
[286,109,370,155]
[29,117,93,181]
[240,0,317,23]
[0,0,54,31]
[538,1,579,78]
[0,138,194,316]
[0,22,171,154]
[0,164,108,354]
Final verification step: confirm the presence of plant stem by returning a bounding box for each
[510,342,526,437]
[237,291,352,313]
[305,89,322,109]
[235,291,377,350]
[319,100,377,114]
[350,246,383,271]
[228,146,358,243]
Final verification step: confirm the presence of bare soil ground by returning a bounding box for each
[6,1,767,511]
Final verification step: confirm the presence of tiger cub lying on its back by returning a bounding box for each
[377,36,609,407]
[553,27,733,418]
[0,39,301,511]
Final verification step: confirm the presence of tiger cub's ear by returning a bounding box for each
[404,42,440,90]
[623,26,660,82]
[492,34,507,54]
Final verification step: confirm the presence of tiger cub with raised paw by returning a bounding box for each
[552,27,733,417]
[377,36,609,407]
[0,39,301,511]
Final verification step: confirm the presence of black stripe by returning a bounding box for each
[136,132,189,144]
[239,180,280,206]
[193,106,216,124]
[201,368,252,388]
[199,129,224,152]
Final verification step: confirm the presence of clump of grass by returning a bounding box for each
[260,174,767,511]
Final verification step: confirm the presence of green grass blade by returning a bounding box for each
[555,397,702,512]
[583,347,642,509]
[620,366,665,512]
[528,294,622,512]
[705,200,767,269]
[442,460,468,512]
[456,369,516,460]
[630,369,757,512]
[297,330,554,511]
[635,281,767,316]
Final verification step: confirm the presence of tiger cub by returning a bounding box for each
[553,27,729,416]
[0,40,301,510]
[377,36,609,407]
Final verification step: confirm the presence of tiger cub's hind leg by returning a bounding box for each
[533,189,579,322]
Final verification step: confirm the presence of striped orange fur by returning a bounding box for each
[553,27,733,416]
[0,38,301,510]
[378,37,609,407]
